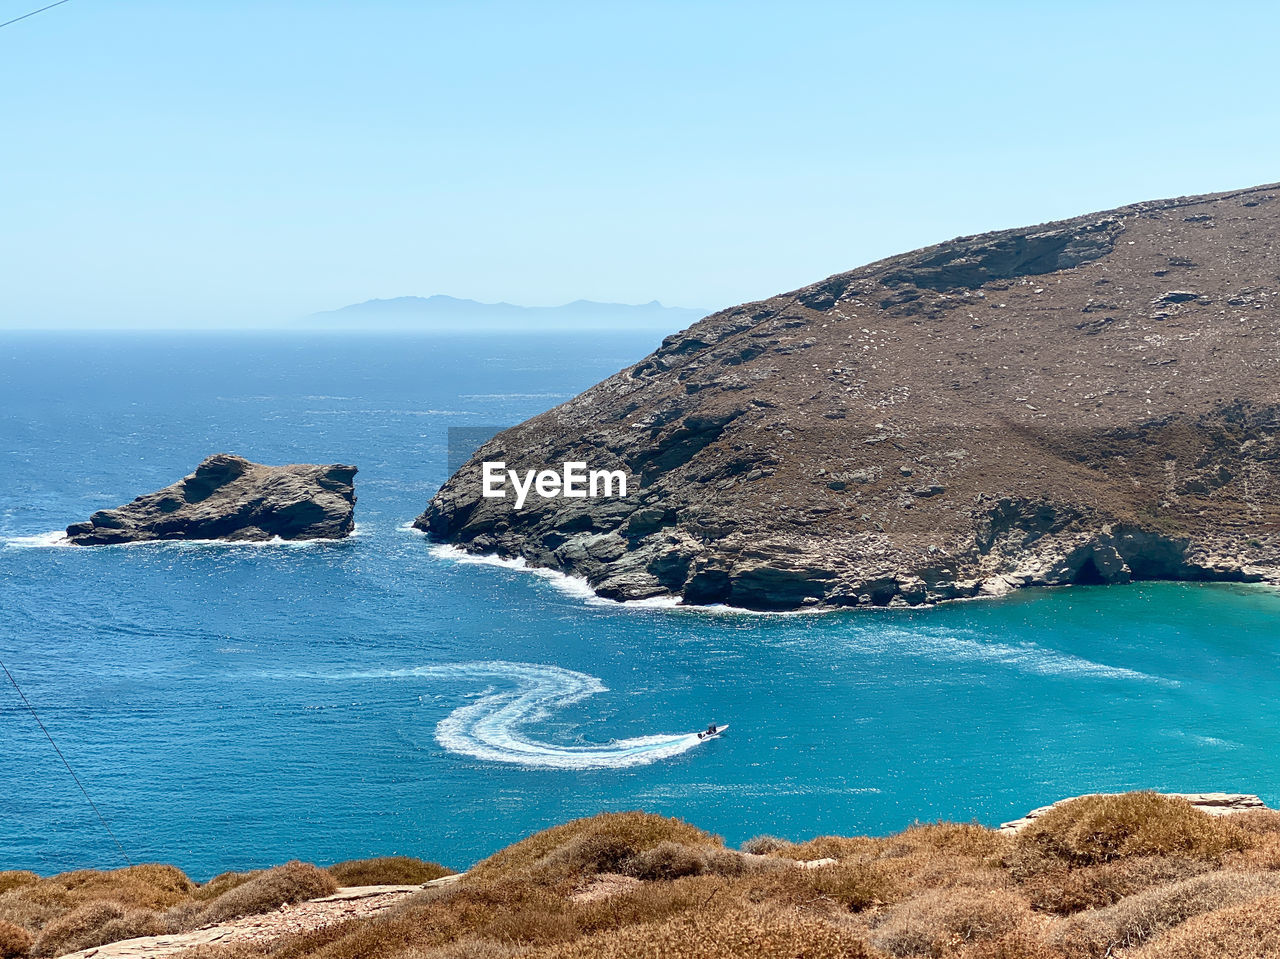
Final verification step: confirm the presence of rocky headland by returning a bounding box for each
[421,183,1280,610]
[65,454,357,545]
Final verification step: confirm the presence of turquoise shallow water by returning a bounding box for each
[3,332,1280,878]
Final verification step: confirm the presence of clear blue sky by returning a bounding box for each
[3,0,1278,328]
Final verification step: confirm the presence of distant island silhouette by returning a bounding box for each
[305,295,706,331]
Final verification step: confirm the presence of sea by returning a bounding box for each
[3,331,1279,879]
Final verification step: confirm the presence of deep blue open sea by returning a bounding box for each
[3,332,1280,879]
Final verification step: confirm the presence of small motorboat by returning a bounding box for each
[697,723,728,740]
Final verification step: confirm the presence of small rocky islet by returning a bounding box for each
[421,182,1280,610]
[65,454,357,545]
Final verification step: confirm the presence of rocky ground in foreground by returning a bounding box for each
[65,455,357,545]
[422,183,1280,609]
[6,793,1280,959]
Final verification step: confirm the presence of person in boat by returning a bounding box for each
[699,724,719,739]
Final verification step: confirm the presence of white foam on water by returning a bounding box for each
[428,544,600,601]
[3,526,362,550]
[427,543,1176,683]
[1,530,71,549]
[428,543,819,614]
[312,660,710,770]
[856,627,1176,685]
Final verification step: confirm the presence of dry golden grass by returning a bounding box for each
[952,929,1065,959]
[467,812,721,886]
[0,921,33,959]
[1016,856,1211,914]
[8,795,1280,959]
[191,870,263,903]
[0,878,37,899]
[532,904,883,959]
[883,823,1010,864]
[31,901,165,958]
[769,833,881,862]
[0,859,339,956]
[195,862,338,925]
[326,857,454,887]
[871,887,1036,957]
[739,835,789,855]
[1127,891,1280,958]
[0,863,195,947]
[1015,793,1247,866]
[1051,869,1280,958]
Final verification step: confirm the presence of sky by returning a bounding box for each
[2,0,1279,329]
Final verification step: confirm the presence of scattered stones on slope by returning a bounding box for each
[58,881,458,959]
[421,183,1280,610]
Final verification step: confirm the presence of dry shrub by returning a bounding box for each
[772,834,881,862]
[0,921,33,959]
[193,870,262,902]
[0,864,194,942]
[480,907,578,947]
[1227,808,1280,835]
[468,813,720,884]
[196,862,338,926]
[31,901,164,957]
[1053,869,1280,958]
[621,842,768,881]
[1017,856,1211,914]
[871,888,1034,957]
[327,857,455,887]
[357,879,572,953]
[1016,793,1247,866]
[1127,891,1280,958]
[425,941,525,959]
[953,928,1064,959]
[534,904,881,959]
[882,824,1009,864]
[51,865,195,912]
[570,875,725,935]
[802,861,899,912]
[739,835,789,855]
[0,886,72,936]
[864,825,1012,901]
[1221,813,1280,870]
[0,878,37,899]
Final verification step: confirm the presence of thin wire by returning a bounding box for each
[0,0,72,30]
[1,658,131,866]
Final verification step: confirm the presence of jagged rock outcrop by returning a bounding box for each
[66,455,357,545]
[419,183,1280,609]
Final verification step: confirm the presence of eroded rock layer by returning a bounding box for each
[420,184,1280,609]
[67,454,357,545]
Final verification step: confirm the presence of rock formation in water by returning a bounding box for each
[419,183,1280,609]
[66,454,357,545]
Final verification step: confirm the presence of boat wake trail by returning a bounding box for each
[344,661,706,770]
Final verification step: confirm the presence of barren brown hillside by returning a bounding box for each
[421,183,1280,610]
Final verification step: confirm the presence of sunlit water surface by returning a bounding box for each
[3,332,1279,877]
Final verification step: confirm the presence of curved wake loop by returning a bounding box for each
[393,662,706,769]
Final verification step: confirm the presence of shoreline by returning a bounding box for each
[424,537,1280,616]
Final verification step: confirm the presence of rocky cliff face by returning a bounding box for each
[419,183,1280,609]
[67,454,357,545]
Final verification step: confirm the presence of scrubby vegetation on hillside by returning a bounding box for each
[7,794,1280,958]
[0,856,451,958]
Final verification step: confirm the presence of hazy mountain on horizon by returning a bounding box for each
[305,295,707,330]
